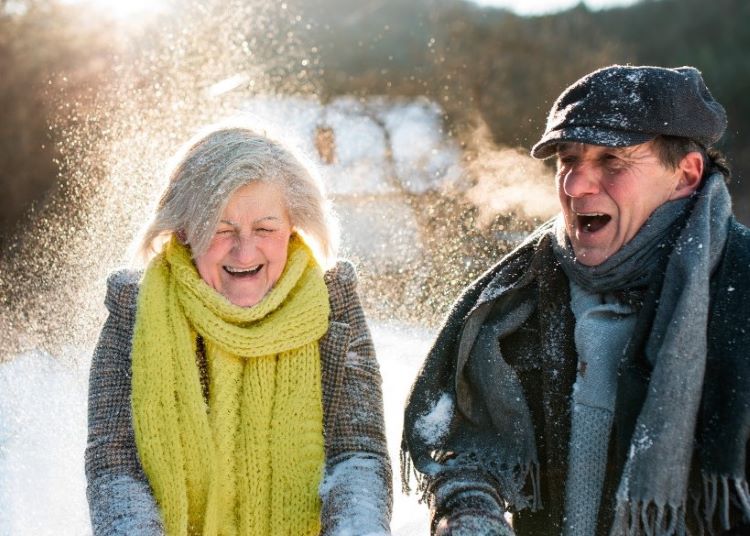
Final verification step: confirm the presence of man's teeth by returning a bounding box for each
[576,212,611,232]
[225,265,262,275]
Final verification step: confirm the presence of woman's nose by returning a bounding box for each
[563,164,601,198]
[233,234,257,261]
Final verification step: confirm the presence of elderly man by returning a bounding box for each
[402,65,750,536]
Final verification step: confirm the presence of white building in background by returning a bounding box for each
[241,96,463,271]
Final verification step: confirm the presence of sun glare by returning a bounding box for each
[67,0,170,20]
[469,0,640,16]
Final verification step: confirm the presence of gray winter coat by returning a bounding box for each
[85,260,392,535]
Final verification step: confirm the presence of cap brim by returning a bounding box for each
[530,126,655,159]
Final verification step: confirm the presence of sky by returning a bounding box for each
[469,0,642,16]
[49,0,644,20]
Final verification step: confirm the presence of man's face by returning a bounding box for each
[555,141,684,266]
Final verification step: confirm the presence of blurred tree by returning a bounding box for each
[1,0,749,241]
[0,0,119,247]
[304,0,749,219]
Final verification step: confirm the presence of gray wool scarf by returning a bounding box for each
[549,174,740,535]
[612,174,729,535]
[563,283,639,536]
[552,193,690,535]
[551,196,691,294]
[553,173,732,535]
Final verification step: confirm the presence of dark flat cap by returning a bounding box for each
[531,65,727,159]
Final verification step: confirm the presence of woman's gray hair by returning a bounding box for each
[138,125,338,267]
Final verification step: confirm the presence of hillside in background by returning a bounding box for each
[2,0,749,247]
[302,0,750,216]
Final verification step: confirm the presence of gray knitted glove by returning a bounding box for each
[434,511,515,536]
[429,470,515,536]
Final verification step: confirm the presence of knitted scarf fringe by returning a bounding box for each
[610,501,687,536]
[403,446,749,534]
[609,474,750,536]
[399,445,542,513]
[399,445,428,499]
[697,474,750,535]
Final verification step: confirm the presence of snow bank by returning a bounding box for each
[0,351,91,535]
[0,323,434,535]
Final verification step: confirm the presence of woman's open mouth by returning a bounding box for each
[224,264,263,278]
[577,213,612,234]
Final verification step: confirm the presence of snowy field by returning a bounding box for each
[0,322,434,535]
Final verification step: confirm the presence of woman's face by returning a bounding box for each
[194,181,292,307]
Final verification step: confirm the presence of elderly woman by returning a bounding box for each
[85,126,392,535]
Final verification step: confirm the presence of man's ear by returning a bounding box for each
[670,151,704,199]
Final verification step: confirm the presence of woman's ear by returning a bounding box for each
[670,151,704,200]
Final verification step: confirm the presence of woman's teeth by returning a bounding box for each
[224,265,262,276]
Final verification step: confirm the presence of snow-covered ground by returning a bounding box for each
[0,322,434,535]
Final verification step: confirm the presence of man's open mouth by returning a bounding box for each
[576,213,612,233]
[224,264,263,278]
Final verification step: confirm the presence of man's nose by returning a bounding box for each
[563,163,601,198]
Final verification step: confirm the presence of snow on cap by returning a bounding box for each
[531,65,727,159]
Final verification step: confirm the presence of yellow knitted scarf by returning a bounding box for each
[131,235,329,536]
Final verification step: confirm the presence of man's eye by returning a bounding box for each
[604,152,628,162]
[558,156,577,166]
[603,155,626,169]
